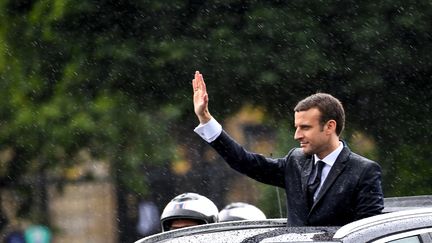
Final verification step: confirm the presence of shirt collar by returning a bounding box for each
[313,141,343,167]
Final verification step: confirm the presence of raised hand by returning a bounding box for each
[192,71,212,124]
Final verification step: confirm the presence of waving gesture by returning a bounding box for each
[192,71,212,124]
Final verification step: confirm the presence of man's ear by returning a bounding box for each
[325,120,337,134]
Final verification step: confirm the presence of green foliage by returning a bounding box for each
[390,143,432,196]
[0,0,182,197]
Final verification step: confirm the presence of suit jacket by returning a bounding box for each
[210,131,384,226]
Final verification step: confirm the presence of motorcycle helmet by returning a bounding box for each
[218,202,266,222]
[160,192,218,231]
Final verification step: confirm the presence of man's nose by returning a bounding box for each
[294,128,302,140]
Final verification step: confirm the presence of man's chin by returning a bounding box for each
[301,147,313,155]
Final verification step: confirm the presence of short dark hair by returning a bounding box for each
[294,93,345,136]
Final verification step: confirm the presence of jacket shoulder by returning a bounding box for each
[347,150,381,169]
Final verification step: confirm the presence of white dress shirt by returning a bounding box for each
[194,117,222,143]
[312,142,343,200]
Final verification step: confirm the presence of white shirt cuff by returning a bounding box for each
[194,117,222,143]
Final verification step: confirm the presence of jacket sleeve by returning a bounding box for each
[354,161,384,220]
[209,130,288,188]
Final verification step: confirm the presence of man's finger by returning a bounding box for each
[192,78,197,91]
[197,73,204,91]
[201,76,206,93]
[194,71,201,92]
[195,71,200,83]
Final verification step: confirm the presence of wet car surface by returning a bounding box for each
[135,219,339,243]
[135,196,432,243]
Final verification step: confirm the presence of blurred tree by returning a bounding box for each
[0,1,182,230]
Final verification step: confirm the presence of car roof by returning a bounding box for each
[333,207,432,242]
[383,195,432,212]
[135,219,339,243]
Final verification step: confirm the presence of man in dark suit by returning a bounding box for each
[191,71,384,226]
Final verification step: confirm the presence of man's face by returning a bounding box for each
[169,218,201,231]
[294,108,332,159]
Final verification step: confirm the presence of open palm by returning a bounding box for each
[192,71,211,124]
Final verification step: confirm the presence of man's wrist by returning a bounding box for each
[198,111,212,125]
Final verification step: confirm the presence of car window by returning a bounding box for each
[372,228,432,243]
[387,236,420,243]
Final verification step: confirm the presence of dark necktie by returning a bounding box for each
[307,160,325,208]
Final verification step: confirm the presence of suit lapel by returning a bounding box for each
[301,157,314,194]
[311,147,350,209]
